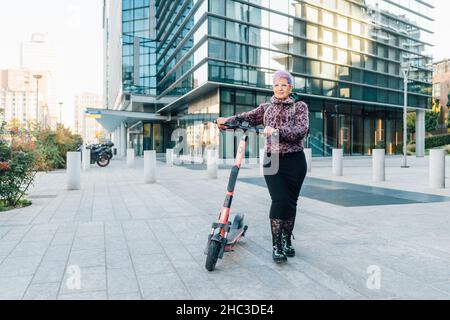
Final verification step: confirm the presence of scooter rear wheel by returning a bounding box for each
[205,240,221,272]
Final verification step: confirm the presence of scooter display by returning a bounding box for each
[204,118,258,271]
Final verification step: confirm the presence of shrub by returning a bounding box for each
[0,110,36,209]
[0,150,36,208]
[424,134,450,149]
[375,141,386,149]
[411,134,450,149]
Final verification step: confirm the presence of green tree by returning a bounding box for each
[407,112,416,134]
[425,111,439,133]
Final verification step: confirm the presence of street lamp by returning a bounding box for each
[33,74,42,125]
[58,102,63,124]
[401,62,411,168]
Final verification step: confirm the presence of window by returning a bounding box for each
[321,46,334,61]
[322,11,334,27]
[337,16,348,32]
[209,17,225,37]
[323,80,337,97]
[306,6,318,23]
[307,42,318,58]
[337,33,347,48]
[351,21,361,35]
[352,37,361,51]
[209,0,225,16]
[209,39,225,59]
[322,62,336,79]
[351,53,361,67]
[337,49,348,64]
[307,25,318,41]
[322,29,334,44]
[249,27,261,46]
[339,84,350,98]
[226,1,248,21]
[227,42,247,64]
[433,83,441,97]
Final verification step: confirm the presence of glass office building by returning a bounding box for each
[104,0,434,157]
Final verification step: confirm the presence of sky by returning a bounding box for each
[0,0,449,126]
[0,0,103,127]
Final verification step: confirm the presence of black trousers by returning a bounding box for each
[263,151,307,220]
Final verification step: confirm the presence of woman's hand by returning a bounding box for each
[263,126,279,137]
[216,117,230,126]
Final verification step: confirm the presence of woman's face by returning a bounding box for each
[273,77,293,100]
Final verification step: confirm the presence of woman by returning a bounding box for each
[217,70,309,263]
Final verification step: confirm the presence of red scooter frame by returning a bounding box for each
[204,119,258,271]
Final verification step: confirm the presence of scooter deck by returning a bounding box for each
[225,225,248,251]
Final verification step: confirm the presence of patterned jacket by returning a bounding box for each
[229,95,309,154]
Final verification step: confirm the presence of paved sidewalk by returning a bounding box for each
[0,155,450,300]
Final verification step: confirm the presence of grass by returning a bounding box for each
[0,199,32,212]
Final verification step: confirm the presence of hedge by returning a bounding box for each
[412,134,450,149]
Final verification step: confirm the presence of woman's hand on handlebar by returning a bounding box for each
[216,117,230,126]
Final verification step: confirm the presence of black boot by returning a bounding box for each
[282,217,296,257]
[282,233,295,257]
[272,233,287,263]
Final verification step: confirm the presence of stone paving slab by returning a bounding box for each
[0,156,450,299]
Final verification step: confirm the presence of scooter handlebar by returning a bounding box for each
[212,119,260,133]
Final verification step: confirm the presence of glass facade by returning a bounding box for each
[114,0,434,156]
[122,0,157,95]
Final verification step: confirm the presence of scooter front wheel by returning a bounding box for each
[205,240,221,272]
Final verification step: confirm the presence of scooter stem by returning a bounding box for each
[219,133,248,226]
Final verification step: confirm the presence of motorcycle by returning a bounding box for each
[77,141,114,167]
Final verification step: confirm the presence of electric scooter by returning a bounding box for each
[204,118,259,272]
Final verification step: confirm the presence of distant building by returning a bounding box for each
[74,92,105,144]
[21,33,58,127]
[433,59,450,132]
[0,68,52,126]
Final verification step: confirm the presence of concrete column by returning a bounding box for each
[259,148,265,176]
[66,152,81,190]
[332,149,343,176]
[304,148,312,173]
[82,146,90,171]
[127,148,135,168]
[144,150,156,183]
[429,149,446,189]
[372,149,386,182]
[120,123,127,158]
[225,130,234,165]
[247,131,257,165]
[166,149,174,167]
[416,109,426,158]
[207,149,218,179]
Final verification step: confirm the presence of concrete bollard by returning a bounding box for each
[66,152,81,190]
[166,149,174,167]
[207,149,218,179]
[82,147,90,171]
[372,149,386,182]
[332,149,343,177]
[127,149,135,168]
[259,148,265,176]
[144,150,156,184]
[429,149,446,189]
[304,148,312,173]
